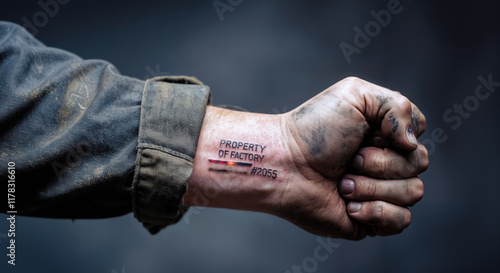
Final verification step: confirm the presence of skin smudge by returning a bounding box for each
[293,104,313,120]
[300,126,326,157]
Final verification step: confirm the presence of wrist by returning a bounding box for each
[183,106,291,215]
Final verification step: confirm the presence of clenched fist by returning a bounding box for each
[184,77,428,240]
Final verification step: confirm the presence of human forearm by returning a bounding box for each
[183,106,290,215]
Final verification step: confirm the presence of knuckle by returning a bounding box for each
[362,176,378,199]
[371,152,388,177]
[410,144,429,174]
[369,201,385,225]
[343,76,362,85]
[333,77,364,96]
[395,95,412,114]
[417,145,430,172]
[402,100,413,115]
[420,156,429,172]
[340,77,366,92]
[407,178,424,205]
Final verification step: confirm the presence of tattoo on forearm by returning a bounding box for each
[389,114,399,133]
[208,139,278,179]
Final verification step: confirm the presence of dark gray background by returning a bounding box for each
[1,0,499,272]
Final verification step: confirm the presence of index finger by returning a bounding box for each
[364,103,426,148]
[351,145,429,179]
[348,77,424,152]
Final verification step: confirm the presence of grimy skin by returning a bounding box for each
[183,77,428,240]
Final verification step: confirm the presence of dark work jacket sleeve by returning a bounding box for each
[0,21,210,234]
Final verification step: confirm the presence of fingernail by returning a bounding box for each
[347,202,362,213]
[340,178,354,194]
[351,154,363,170]
[407,126,417,145]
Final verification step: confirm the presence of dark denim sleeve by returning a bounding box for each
[0,21,210,234]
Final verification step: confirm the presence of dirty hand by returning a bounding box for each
[184,77,428,240]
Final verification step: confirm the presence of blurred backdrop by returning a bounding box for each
[0,0,499,272]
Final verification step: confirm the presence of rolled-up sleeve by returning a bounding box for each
[133,76,210,234]
[0,21,210,234]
